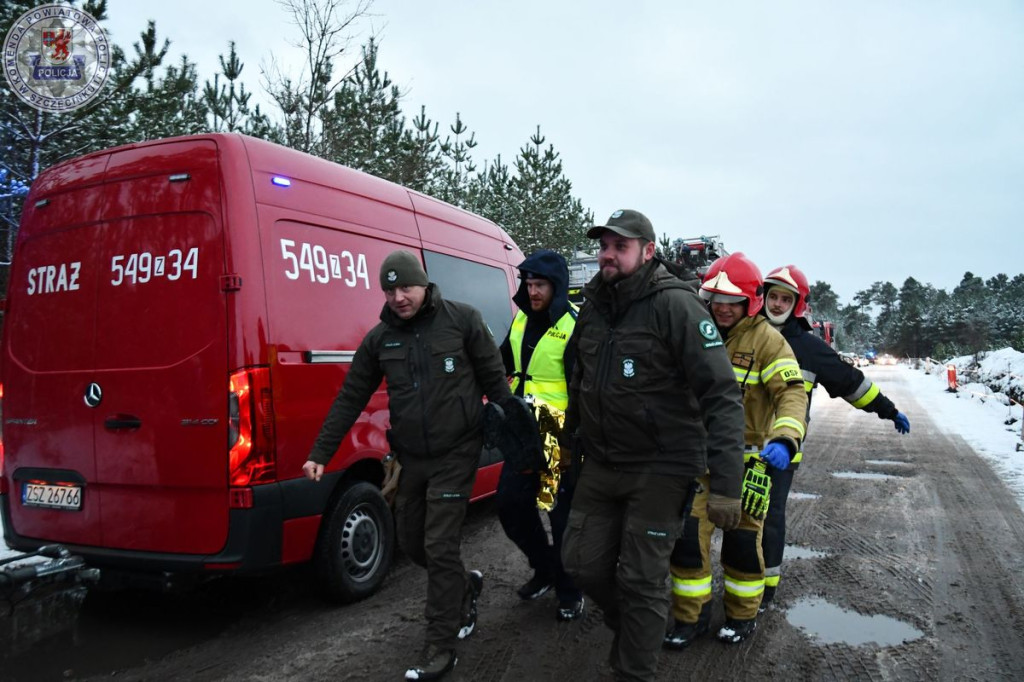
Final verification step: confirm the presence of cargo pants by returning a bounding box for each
[562,458,694,682]
[395,440,480,650]
[669,474,766,624]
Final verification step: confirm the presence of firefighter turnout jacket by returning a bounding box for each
[727,315,807,457]
[670,313,807,623]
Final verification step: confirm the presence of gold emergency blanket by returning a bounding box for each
[531,398,565,512]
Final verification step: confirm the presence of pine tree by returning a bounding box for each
[499,126,591,258]
[808,281,840,321]
[262,0,374,155]
[203,42,277,139]
[432,112,478,206]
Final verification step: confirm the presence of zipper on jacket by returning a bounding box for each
[413,329,431,455]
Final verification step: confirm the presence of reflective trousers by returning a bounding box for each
[562,458,694,682]
[395,442,479,649]
[669,474,765,623]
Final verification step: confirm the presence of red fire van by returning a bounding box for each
[0,134,524,601]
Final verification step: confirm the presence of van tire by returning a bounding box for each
[315,480,395,603]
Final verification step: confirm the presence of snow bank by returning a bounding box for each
[924,347,1024,405]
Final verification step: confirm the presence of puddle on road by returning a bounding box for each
[832,471,902,480]
[787,597,923,646]
[784,545,828,560]
[865,459,913,467]
[788,491,820,500]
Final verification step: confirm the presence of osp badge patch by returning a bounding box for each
[699,319,723,349]
[386,269,398,284]
[622,358,636,378]
[444,357,456,373]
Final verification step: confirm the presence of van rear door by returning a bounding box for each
[5,140,230,555]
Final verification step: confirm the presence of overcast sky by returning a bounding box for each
[102,0,1024,303]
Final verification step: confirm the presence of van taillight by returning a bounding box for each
[228,368,276,487]
[0,382,6,496]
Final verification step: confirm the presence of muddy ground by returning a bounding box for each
[4,366,1024,681]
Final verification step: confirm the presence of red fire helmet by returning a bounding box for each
[700,252,764,317]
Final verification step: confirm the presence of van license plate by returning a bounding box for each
[22,483,82,510]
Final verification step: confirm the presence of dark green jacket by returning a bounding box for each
[565,260,746,497]
[309,284,511,463]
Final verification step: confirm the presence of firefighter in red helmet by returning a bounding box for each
[759,264,909,610]
[665,253,807,647]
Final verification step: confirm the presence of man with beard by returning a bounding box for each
[496,249,585,621]
[561,210,745,681]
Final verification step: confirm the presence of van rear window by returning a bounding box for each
[423,251,512,343]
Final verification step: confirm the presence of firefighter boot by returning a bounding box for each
[663,601,711,650]
[758,585,776,613]
[717,617,757,644]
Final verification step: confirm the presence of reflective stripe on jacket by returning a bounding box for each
[723,315,807,455]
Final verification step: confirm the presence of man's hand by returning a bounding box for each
[302,460,324,482]
[741,460,771,519]
[893,412,910,434]
[706,493,742,531]
[760,442,790,470]
[558,446,573,470]
[381,454,401,504]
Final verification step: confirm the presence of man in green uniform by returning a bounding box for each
[303,250,511,681]
[561,210,746,681]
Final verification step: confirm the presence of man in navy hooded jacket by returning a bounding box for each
[496,249,585,621]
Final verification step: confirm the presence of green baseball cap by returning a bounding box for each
[586,209,656,242]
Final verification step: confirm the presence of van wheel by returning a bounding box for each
[315,480,394,603]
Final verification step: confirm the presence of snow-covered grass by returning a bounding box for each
[910,347,1024,512]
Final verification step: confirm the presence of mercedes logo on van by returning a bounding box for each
[84,382,102,407]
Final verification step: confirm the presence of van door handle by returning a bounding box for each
[105,415,142,430]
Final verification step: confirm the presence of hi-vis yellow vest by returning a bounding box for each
[509,305,578,410]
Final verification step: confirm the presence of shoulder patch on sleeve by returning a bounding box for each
[780,366,802,382]
[698,318,723,349]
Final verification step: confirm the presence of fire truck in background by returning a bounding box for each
[661,235,728,279]
[568,235,728,305]
[812,319,837,349]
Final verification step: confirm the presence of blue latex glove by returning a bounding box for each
[893,412,910,434]
[760,442,791,470]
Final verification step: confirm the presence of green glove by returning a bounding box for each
[741,460,771,520]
